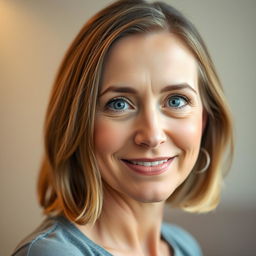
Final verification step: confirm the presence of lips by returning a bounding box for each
[121,157,175,176]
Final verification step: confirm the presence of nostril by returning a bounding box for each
[134,132,167,148]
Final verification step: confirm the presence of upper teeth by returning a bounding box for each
[130,159,168,166]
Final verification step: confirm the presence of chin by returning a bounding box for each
[130,189,175,204]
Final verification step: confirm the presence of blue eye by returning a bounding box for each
[167,96,188,108]
[106,98,131,111]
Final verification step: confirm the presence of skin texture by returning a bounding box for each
[78,32,204,256]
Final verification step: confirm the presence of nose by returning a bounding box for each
[134,109,167,148]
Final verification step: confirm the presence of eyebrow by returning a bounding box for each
[99,83,197,97]
[160,84,197,94]
[99,86,137,97]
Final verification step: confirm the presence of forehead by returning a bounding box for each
[102,31,198,90]
[106,31,196,66]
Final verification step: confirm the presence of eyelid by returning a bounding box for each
[171,94,190,103]
[107,96,133,105]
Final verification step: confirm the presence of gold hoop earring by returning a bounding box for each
[196,148,210,174]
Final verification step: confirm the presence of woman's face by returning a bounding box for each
[94,32,204,203]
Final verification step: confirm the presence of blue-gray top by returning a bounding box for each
[12,216,202,256]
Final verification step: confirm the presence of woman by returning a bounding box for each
[12,0,233,255]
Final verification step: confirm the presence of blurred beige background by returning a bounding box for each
[1,0,255,255]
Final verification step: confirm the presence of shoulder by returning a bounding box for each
[161,223,203,256]
[11,217,93,256]
[12,241,76,256]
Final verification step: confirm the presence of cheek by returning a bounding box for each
[94,117,128,155]
[170,116,203,152]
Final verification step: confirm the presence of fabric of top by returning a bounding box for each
[12,215,203,256]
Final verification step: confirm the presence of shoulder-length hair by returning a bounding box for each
[38,0,233,224]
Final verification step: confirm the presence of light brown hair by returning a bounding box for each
[38,0,233,224]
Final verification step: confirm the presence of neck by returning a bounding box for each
[76,186,169,256]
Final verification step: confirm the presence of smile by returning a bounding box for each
[126,159,168,166]
[121,157,175,176]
